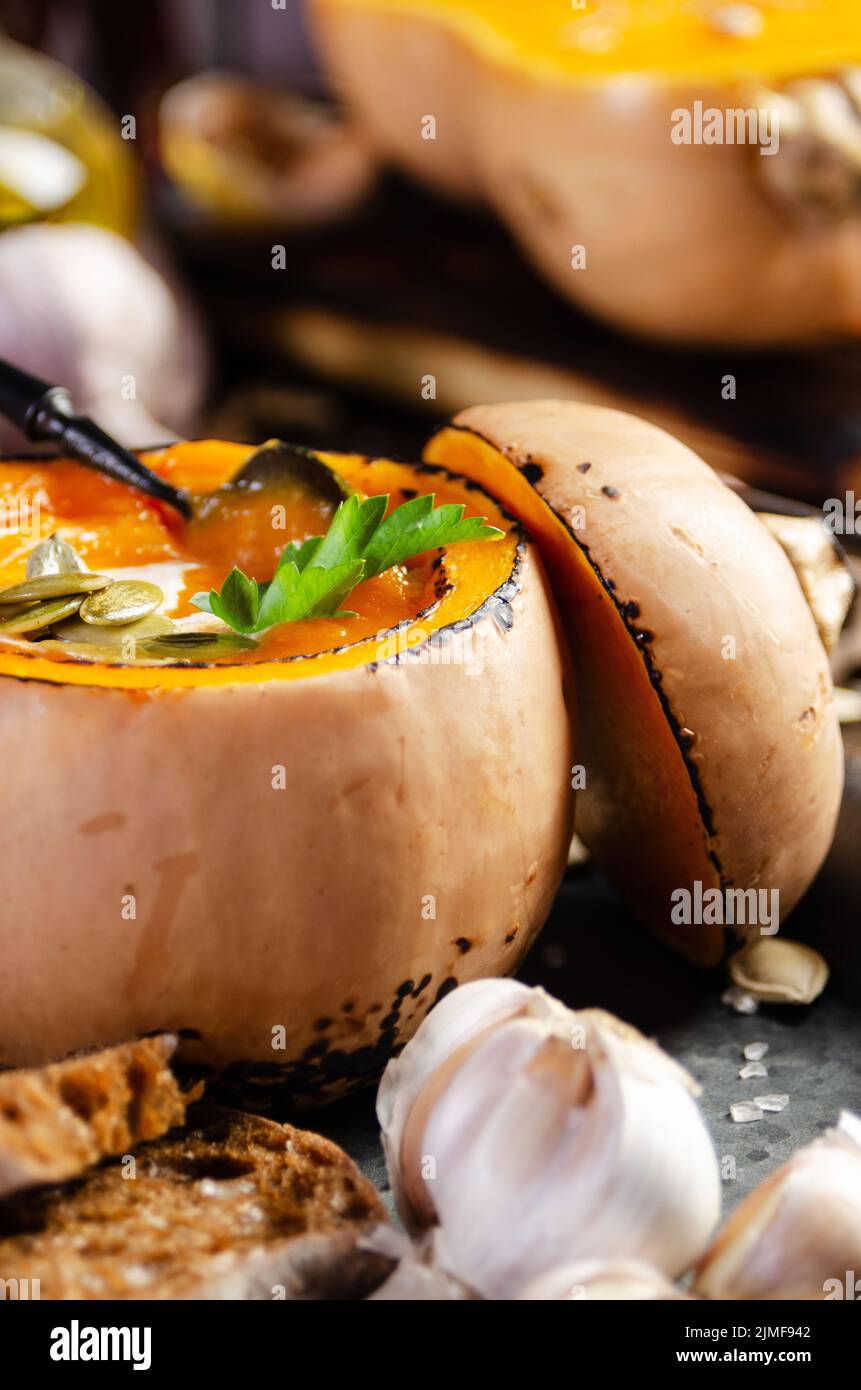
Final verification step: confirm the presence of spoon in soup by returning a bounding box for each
[0,358,349,532]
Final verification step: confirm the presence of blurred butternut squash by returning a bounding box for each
[312,0,861,344]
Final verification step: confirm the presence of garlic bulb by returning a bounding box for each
[695,1111,861,1300]
[0,223,206,450]
[518,1258,691,1301]
[377,980,721,1299]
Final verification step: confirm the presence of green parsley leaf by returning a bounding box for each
[293,493,388,574]
[190,489,503,636]
[192,567,260,633]
[257,559,365,629]
[361,496,501,578]
[274,534,324,574]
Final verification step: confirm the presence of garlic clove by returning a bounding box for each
[758,513,855,655]
[835,686,861,724]
[517,1257,691,1301]
[378,982,721,1299]
[695,1111,861,1299]
[729,937,829,1004]
[377,977,530,1228]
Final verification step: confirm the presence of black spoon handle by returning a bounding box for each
[0,359,191,518]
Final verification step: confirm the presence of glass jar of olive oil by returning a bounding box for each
[0,35,137,235]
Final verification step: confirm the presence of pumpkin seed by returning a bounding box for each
[137,631,259,660]
[0,601,37,621]
[41,615,176,663]
[0,595,84,634]
[26,532,87,578]
[0,572,111,604]
[79,580,164,626]
[41,638,165,663]
[52,613,175,647]
[39,639,134,662]
[728,937,829,1005]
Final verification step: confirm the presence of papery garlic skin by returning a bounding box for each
[368,1261,472,1301]
[0,223,206,450]
[695,1111,861,1300]
[518,1258,690,1301]
[377,977,529,1229]
[364,1230,475,1301]
[377,980,721,1299]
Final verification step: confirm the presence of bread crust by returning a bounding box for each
[0,1034,197,1200]
[0,1104,391,1299]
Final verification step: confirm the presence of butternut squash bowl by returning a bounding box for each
[312,0,861,345]
[0,403,843,1096]
[0,437,573,1093]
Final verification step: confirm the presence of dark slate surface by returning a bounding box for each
[524,867,861,1209]
[307,808,861,1223]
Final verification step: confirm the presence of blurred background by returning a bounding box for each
[1,0,861,499]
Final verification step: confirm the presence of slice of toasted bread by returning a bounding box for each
[0,1034,198,1200]
[0,1105,391,1299]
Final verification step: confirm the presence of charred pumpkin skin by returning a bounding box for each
[312,0,861,345]
[425,401,844,965]
[0,443,573,1094]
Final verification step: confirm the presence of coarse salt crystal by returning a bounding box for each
[722,986,759,1015]
[739,1061,768,1079]
[731,1102,764,1123]
[754,1094,789,1112]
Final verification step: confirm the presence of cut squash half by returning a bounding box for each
[426,401,844,965]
